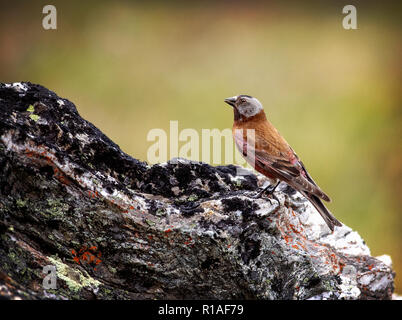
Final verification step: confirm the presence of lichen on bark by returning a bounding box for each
[0,82,395,300]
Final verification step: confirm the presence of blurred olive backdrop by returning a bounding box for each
[1,1,401,294]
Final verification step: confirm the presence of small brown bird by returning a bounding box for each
[224,94,342,231]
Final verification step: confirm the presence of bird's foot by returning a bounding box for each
[251,183,281,205]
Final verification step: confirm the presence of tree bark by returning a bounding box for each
[0,82,395,299]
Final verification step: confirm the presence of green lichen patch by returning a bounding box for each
[29,114,40,122]
[47,256,101,293]
[145,219,156,226]
[16,199,27,208]
[43,198,70,220]
[26,104,40,122]
[155,209,165,217]
[187,194,198,202]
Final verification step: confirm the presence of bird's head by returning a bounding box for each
[224,95,264,120]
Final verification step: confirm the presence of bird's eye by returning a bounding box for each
[239,98,246,104]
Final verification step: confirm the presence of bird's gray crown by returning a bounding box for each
[224,94,263,118]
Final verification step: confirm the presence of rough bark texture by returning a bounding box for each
[0,82,395,300]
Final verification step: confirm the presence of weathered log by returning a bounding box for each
[0,82,395,299]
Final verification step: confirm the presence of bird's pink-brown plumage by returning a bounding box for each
[232,107,342,231]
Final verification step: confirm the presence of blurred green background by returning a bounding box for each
[1,1,401,294]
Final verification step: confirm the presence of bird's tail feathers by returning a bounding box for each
[312,187,331,203]
[302,192,342,232]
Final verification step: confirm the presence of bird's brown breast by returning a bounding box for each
[232,110,292,158]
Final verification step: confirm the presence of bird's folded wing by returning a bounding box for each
[233,126,331,202]
[254,149,330,200]
[235,135,330,201]
[233,130,300,179]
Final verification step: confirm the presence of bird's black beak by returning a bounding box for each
[224,96,237,108]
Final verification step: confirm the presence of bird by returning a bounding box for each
[224,94,342,231]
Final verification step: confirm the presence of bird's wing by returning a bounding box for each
[234,131,330,202]
[287,147,332,202]
[255,149,330,202]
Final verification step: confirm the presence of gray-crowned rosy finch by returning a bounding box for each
[224,94,342,231]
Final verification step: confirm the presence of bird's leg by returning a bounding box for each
[253,184,271,199]
[253,181,281,203]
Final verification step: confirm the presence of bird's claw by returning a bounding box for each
[251,186,280,205]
